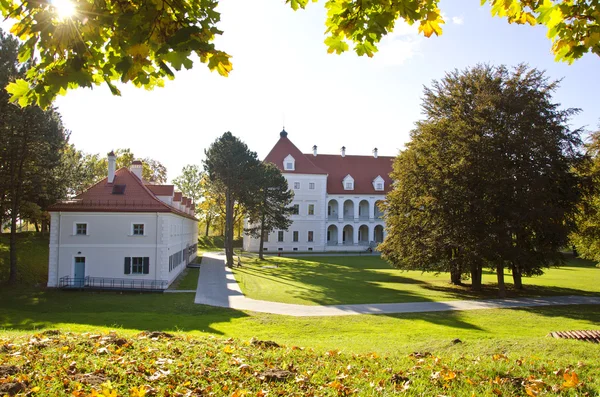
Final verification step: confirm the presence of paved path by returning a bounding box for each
[194,252,600,317]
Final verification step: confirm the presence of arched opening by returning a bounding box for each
[327,224,338,245]
[343,200,354,220]
[374,225,384,243]
[374,200,384,219]
[358,225,369,245]
[327,199,339,220]
[358,200,370,220]
[342,225,354,245]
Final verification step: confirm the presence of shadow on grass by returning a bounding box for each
[0,286,248,334]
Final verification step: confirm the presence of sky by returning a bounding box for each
[5,0,600,182]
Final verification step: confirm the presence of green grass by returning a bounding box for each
[2,329,598,397]
[198,235,242,253]
[169,267,199,290]
[0,232,49,285]
[232,255,600,306]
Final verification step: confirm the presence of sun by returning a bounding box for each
[52,0,76,20]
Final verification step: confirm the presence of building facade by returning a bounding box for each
[243,130,393,253]
[47,153,198,290]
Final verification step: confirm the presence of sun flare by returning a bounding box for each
[52,0,76,20]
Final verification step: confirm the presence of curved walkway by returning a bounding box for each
[194,252,600,317]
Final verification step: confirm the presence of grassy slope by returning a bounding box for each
[170,267,200,290]
[0,232,49,285]
[232,255,600,305]
[1,287,600,354]
[1,331,598,397]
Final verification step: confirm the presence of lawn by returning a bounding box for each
[2,329,598,397]
[0,232,49,285]
[169,267,200,290]
[232,254,600,306]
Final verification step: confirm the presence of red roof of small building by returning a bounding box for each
[147,184,175,196]
[48,168,197,220]
[308,154,394,194]
[264,130,327,175]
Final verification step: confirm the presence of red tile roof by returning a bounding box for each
[48,168,197,220]
[264,131,327,175]
[263,130,394,195]
[308,154,394,194]
[147,185,175,196]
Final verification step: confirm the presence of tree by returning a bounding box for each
[571,125,600,262]
[78,148,168,188]
[173,165,204,208]
[380,64,584,297]
[197,174,221,237]
[1,30,69,284]
[2,1,598,107]
[203,132,260,266]
[245,163,294,259]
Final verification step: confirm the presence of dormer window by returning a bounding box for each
[373,175,385,191]
[343,174,354,191]
[283,154,295,171]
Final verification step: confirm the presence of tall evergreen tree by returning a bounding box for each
[380,64,584,297]
[204,132,261,266]
[245,163,294,259]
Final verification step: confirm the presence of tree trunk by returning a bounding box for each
[258,211,266,260]
[41,218,48,233]
[224,191,234,267]
[512,262,523,290]
[496,264,506,298]
[450,262,462,285]
[205,215,212,237]
[470,263,482,291]
[34,222,40,233]
[9,207,18,284]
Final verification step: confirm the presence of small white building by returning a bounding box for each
[244,129,393,253]
[47,153,198,290]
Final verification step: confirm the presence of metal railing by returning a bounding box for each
[59,276,167,291]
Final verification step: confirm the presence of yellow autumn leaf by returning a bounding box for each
[223,345,235,354]
[128,44,150,58]
[418,19,444,38]
[130,385,146,397]
[562,371,579,388]
[31,386,41,393]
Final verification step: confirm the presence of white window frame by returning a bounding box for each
[131,223,145,236]
[308,204,315,215]
[308,231,314,242]
[283,154,295,171]
[293,231,299,242]
[278,231,284,242]
[373,175,385,191]
[343,174,355,191]
[309,182,315,190]
[73,222,88,236]
[293,182,301,190]
[292,204,300,215]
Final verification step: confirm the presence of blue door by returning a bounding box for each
[74,257,85,287]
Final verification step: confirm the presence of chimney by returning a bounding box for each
[130,160,143,180]
[373,148,378,158]
[341,146,346,157]
[107,151,116,183]
[312,145,317,156]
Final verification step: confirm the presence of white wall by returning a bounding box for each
[47,211,198,288]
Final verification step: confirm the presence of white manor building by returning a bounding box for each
[47,153,198,290]
[244,129,393,253]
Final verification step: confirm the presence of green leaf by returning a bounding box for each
[324,35,349,54]
[6,79,32,107]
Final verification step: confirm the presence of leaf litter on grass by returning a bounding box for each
[0,331,598,396]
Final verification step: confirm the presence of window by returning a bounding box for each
[75,223,87,235]
[132,224,144,236]
[111,184,126,194]
[376,183,383,190]
[292,204,300,215]
[284,155,295,171]
[308,231,314,242]
[294,182,300,190]
[373,176,385,191]
[168,250,185,272]
[343,174,355,191]
[124,257,149,275]
[278,231,284,242]
[293,231,299,242]
[308,204,314,215]
[308,247,313,251]
[278,247,283,251]
[262,231,269,242]
[293,248,298,251]
[263,248,268,251]
[309,182,315,190]
[345,182,353,190]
